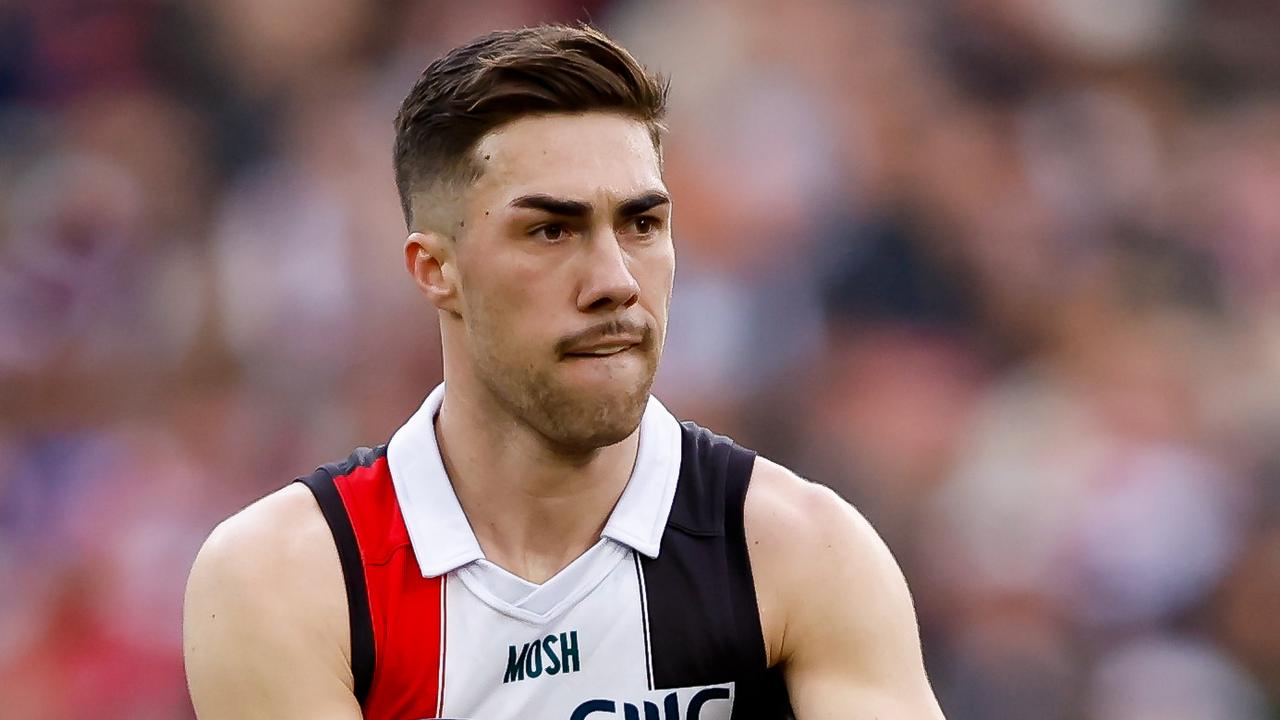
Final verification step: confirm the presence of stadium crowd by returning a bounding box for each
[1,0,1278,717]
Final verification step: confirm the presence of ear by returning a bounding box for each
[404,231,461,315]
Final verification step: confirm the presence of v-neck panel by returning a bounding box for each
[454,539,631,625]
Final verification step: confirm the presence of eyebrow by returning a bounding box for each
[507,191,670,220]
[617,191,670,218]
[508,194,591,218]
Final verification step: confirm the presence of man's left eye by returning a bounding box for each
[633,217,658,234]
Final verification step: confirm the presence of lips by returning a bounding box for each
[562,337,642,358]
[557,320,649,360]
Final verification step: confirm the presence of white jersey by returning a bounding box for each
[298,384,790,719]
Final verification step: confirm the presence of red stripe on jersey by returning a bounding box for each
[333,457,444,719]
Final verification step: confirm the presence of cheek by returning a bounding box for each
[459,244,541,310]
[638,242,675,294]
[459,253,554,347]
[634,244,676,319]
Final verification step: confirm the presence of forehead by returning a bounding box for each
[470,112,664,207]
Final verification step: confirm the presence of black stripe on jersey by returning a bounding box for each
[632,552,655,691]
[639,422,792,718]
[295,445,386,707]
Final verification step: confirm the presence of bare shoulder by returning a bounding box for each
[186,483,343,618]
[184,483,357,717]
[744,456,899,585]
[744,457,912,665]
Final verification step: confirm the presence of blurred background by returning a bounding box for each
[2,0,1279,717]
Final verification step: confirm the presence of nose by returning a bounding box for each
[577,230,640,313]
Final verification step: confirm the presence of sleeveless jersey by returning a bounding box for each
[296,384,791,719]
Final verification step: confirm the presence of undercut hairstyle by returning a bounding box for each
[392,24,670,230]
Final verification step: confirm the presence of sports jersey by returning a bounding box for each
[297,384,791,719]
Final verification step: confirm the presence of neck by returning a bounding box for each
[434,383,641,585]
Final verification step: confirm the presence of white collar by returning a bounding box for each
[386,383,683,579]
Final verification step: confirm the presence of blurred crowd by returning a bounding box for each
[2,0,1279,717]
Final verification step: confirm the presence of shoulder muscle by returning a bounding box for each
[744,457,945,719]
[183,483,360,719]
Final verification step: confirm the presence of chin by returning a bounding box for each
[536,380,651,453]
[554,423,637,453]
[474,343,658,453]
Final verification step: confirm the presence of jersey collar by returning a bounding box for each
[387,383,683,579]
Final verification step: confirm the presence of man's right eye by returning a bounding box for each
[533,224,565,242]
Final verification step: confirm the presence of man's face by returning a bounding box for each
[446,112,674,452]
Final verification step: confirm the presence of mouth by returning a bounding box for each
[558,320,649,361]
[562,342,639,359]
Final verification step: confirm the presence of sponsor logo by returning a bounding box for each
[503,631,581,683]
[570,687,731,719]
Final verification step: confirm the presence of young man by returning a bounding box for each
[183,24,946,720]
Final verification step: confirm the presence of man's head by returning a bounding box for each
[395,25,674,454]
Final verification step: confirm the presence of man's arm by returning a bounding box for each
[183,483,362,719]
[745,458,946,719]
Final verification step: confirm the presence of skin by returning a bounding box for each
[412,113,676,582]
[184,111,946,718]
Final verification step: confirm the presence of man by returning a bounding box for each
[183,24,946,720]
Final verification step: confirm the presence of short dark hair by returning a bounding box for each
[392,24,669,230]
